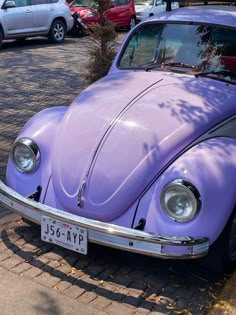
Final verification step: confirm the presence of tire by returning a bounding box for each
[69,24,84,37]
[48,20,66,43]
[128,16,136,30]
[0,30,2,48]
[16,37,26,43]
[199,208,236,274]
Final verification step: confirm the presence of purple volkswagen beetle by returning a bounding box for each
[0,5,236,269]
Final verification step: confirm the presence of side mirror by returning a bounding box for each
[3,0,16,8]
[110,3,115,7]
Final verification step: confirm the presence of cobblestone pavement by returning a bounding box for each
[0,36,229,315]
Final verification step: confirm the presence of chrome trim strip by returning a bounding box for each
[77,179,86,208]
[0,180,209,259]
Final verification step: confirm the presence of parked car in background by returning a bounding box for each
[0,0,73,47]
[68,0,136,29]
[135,0,178,22]
[0,5,236,271]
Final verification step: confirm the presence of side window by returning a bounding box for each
[112,0,129,6]
[49,0,59,3]
[112,0,120,6]
[156,0,164,6]
[14,0,29,7]
[119,25,161,68]
[31,0,48,4]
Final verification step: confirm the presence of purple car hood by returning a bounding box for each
[52,71,235,221]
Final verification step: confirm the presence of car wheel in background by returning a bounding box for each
[128,16,136,30]
[16,38,27,43]
[0,30,2,48]
[48,20,66,43]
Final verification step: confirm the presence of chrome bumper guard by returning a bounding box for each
[0,180,209,259]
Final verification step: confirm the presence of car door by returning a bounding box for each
[105,0,130,28]
[2,0,34,36]
[152,0,165,15]
[30,0,53,32]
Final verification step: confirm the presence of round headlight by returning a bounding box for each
[11,138,40,173]
[160,180,201,222]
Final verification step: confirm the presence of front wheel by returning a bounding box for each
[48,20,66,43]
[128,16,136,30]
[199,208,236,274]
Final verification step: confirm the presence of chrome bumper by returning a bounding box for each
[0,180,209,259]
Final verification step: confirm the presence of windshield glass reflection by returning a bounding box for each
[118,23,236,83]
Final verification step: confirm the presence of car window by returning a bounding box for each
[155,0,164,5]
[13,0,29,6]
[134,0,149,4]
[112,0,129,6]
[70,0,92,7]
[134,0,155,4]
[119,0,130,4]
[119,22,236,82]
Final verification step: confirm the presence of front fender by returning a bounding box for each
[135,137,236,245]
[6,106,67,200]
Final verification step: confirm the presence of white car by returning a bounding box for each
[0,0,73,47]
[135,0,179,22]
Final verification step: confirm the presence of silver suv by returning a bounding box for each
[0,0,73,46]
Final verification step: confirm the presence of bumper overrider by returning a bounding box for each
[0,180,209,259]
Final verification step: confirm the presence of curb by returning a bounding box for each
[208,271,236,315]
[0,265,106,315]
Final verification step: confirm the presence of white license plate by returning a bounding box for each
[41,216,88,254]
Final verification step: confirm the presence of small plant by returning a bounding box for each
[84,0,117,84]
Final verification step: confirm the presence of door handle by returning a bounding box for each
[50,7,55,10]
[26,9,32,13]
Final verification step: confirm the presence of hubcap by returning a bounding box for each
[54,24,64,41]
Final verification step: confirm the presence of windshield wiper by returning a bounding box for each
[145,62,195,72]
[195,69,236,78]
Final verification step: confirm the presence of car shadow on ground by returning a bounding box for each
[1,29,126,52]
[0,221,229,314]
[1,37,81,52]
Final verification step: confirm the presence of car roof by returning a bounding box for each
[149,6,236,28]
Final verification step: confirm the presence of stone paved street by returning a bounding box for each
[0,36,229,315]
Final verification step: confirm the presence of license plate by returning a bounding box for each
[41,216,88,254]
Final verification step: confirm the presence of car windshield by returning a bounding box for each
[70,0,94,7]
[118,23,236,83]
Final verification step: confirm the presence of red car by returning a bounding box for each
[68,0,136,29]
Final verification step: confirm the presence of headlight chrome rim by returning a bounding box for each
[11,138,40,173]
[161,179,201,222]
